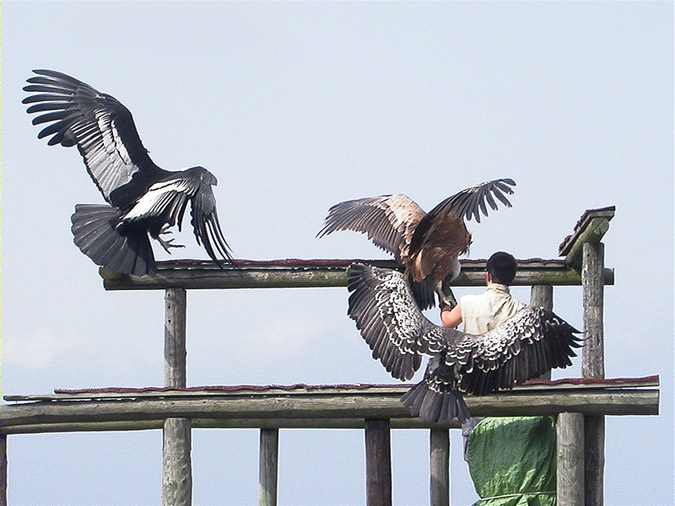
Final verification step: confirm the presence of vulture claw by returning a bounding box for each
[157,236,185,254]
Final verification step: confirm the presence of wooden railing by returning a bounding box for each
[2,205,654,506]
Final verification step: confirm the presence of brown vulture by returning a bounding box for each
[318,178,516,309]
[23,69,233,275]
[347,263,581,423]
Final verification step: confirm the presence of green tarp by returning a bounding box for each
[467,417,557,506]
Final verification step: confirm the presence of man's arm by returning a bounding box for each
[441,304,462,328]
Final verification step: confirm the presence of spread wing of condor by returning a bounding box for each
[24,69,234,275]
[346,263,582,423]
[318,179,516,311]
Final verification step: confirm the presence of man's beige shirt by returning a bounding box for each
[459,283,525,334]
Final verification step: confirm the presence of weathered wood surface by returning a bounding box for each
[258,428,279,506]
[430,429,450,506]
[582,242,605,506]
[365,419,392,506]
[531,285,553,380]
[0,389,658,432]
[163,288,191,506]
[6,375,658,402]
[558,206,615,259]
[556,413,584,506]
[162,418,192,506]
[100,258,614,290]
[165,289,187,387]
[0,436,6,506]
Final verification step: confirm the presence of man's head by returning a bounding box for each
[486,251,517,285]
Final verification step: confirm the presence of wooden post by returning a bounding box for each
[430,428,450,506]
[556,413,584,506]
[162,288,192,506]
[365,419,392,506]
[582,242,605,506]
[530,285,553,380]
[0,435,6,506]
[259,428,279,506]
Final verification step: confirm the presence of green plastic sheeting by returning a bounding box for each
[467,417,556,506]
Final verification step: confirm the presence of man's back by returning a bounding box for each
[460,282,524,334]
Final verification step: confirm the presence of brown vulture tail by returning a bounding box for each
[401,379,469,424]
[71,204,154,276]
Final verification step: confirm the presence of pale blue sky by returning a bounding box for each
[3,2,673,505]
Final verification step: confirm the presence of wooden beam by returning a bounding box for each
[365,419,392,506]
[100,259,614,290]
[0,389,658,430]
[5,375,660,402]
[558,206,615,261]
[258,428,279,506]
[556,413,584,506]
[582,242,605,506]
[430,429,450,506]
[530,285,553,380]
[162,288,192,506]
[0,436,6,506]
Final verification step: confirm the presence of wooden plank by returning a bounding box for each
[556,413,584,506]
[365,419,392,506]
[0,436,6,506]
[258,429,279,506]
[558,206,615,257]
[530,285,553,380]
[582,242,605,506]
[3,376,660,402]
[100,258,614,290]
[430,429,450,506]
[162,418,192,506]
[163,288,191,506]
[0,389,659,430]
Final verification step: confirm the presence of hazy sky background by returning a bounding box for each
[3,2,673,505]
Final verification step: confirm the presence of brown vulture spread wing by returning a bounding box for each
[347,264,581,422]
[317,195,425,262]
[409,178,516,258]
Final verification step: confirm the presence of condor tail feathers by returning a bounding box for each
[71,204,155,276]
[401,380,470,424]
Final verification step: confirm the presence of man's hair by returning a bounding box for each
[486,251,517,285]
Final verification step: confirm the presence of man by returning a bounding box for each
[440,251,523,332]
[439,251,524,459]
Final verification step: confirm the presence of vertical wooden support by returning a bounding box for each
[0,435,7,506]
[259,428,279,506]
[429,428,450,506]
[162,288,192,506]
[556,413,585,506]
[582,242,605,506]
[365,419,392,506]
[530,285,553,380]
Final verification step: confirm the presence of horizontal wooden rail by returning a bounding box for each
[100,258,614,290]
[0,388,658,435]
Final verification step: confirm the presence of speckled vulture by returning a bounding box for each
[347,264,581,423]
[318,178,516,309]
[23,69,233,275]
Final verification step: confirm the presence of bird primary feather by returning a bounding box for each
[23,69,234,274]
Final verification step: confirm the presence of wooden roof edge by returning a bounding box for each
[559,205,616,257]
[3,375,658,402]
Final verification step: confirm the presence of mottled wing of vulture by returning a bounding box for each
[23,69,168,208]
[317,195,425,261]
[408,178,517,257]
[347,263,581,394]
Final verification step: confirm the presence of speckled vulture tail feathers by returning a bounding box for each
[71,204,154,276]
[400,380,470,424]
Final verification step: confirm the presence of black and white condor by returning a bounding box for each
[23,69,234,275]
